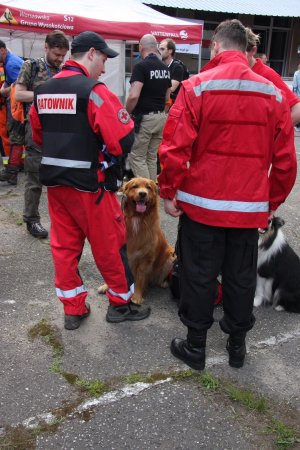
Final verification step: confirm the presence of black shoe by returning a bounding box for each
[170,338,205,371]
[27,222,48,238]
[0,168,18,185]
[106,302,151,323]
[226,333,246,368]
[64,303,90,330]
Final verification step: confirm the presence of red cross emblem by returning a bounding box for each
[118,108,130,124]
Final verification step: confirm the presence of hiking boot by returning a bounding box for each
[170,337,206,371]
[0,168,18,185]
[27,222,48,239]
[64,303,90,330]
[226,332,247,368]
[106,302,151,323]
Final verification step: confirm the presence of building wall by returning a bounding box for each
[289,18,300,75]
[147,5,299,77]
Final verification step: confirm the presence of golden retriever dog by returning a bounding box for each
[98,177,175,304]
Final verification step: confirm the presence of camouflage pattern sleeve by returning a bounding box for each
[16,59,33,88]
[16,58,56,91]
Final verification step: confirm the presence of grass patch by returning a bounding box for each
[199,371,220,390]
[74,379,107,397]
[171,369,196,381]
[28,320,64,358]
[49,359,62,374]
[265,419,300,450]
[225,384,269,413]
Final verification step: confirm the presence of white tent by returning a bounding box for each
[0,0,203,98]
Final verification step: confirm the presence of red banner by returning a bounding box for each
[0,5,202,44]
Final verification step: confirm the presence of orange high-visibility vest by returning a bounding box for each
[0,65,10,159]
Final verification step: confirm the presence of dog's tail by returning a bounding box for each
[276,291,300,313]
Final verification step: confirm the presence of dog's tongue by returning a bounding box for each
[136,202,146,213]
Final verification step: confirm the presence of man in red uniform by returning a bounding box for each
[158,20,297,370]
[30,31,151,330]
[246,28,300,126]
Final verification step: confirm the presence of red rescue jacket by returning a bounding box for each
[159,51,297,229]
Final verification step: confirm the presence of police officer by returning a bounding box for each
[126,34,171,180]
[30,31,151,330]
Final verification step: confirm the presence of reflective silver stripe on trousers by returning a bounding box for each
[108,283,135,302]
[89,91,104,107]
[56,284,87,298]
[193,79,282,103]
[177,190,269,213]
[41,157,91,169]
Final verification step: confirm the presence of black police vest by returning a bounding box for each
[34,74,102,192]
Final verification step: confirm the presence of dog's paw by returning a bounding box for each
[253,296,263,307]
[160,280,169,289]
[274,305,285,312]
[131,294,143,305]
[98,283,108,294]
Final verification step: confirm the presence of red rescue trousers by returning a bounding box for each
[47,186,134,315]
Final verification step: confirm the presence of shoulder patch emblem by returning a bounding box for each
[118,108,130,124]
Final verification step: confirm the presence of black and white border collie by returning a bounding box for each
[254,217,300,313]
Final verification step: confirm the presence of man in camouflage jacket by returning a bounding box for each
[15,30,69,238]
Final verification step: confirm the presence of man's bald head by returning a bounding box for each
[139,34,159,56]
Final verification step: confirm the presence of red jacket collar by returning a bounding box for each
[200,50,249,73]
[62,60,90,77]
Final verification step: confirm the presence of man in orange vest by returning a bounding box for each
[0,41,24,185]
[0,63,10,165]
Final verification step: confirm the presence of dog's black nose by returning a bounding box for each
[139,191,147,199]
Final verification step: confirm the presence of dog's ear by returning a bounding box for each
[273,216,285,229]
[276,217,285,228]
[149,179,158,192]
[122,179,131,196]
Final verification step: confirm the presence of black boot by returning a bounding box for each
[170,329,207,371]
[0,166,18,185]
[226,332,247,368]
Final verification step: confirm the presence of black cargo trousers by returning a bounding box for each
[177,213,258,335]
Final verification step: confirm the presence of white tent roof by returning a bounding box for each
[143,0,300,18]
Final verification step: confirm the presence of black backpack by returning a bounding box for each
[173,58,190,80]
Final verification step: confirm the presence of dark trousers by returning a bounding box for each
[23,148,42,223]
[178,214,257,335]
[23,121,43,223]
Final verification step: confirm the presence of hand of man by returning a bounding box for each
[268,210,275,221]
[163,198,183,217]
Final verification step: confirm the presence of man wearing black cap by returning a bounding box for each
[30,31,151,330]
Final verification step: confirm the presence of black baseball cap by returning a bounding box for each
[71,31,119,58]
